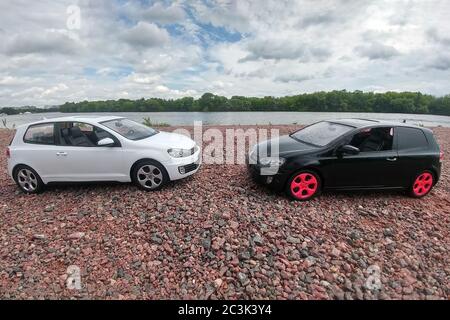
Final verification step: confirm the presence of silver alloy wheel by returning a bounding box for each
[17,169,38,192]
[137,165,163,189]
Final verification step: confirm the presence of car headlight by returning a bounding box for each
[168,148,192,158]
[259,157,286,167]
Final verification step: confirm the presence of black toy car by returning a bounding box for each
[248,119,443,201]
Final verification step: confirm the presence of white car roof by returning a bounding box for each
[22,115,124,127]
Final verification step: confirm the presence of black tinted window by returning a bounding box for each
[349,127,394,152]
[24,123,55,145]
[397,127,428,150]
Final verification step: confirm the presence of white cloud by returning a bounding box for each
[155,85,170,93]
[11,87,45,98]
[426,55,450,71]
[0,75,41,85]
[121,22,170,48]
[41,83,68,97]
[140,3,185,25]
[0,0,450,107]
[3,29,81,56]
[275,74,313,83]
[154,85,197,97]
[427,28,450,47]
[355,42,400,60]
[127,73,160,84]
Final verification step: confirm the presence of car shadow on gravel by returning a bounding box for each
[265,187,416,203]
[42,180,185,193]
[3,174,211,196]
[321,189,414,201]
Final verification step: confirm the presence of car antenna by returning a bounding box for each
[403,119,406,123]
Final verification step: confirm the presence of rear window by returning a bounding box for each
[24,123,55,145]
[397,127,428,150]
[291,121,354,147]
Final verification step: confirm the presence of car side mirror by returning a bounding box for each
[338,145,360,155]
[97,137,115,147]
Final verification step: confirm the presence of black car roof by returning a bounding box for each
[330,118,431,132]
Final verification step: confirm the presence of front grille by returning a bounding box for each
[183,163,199,174]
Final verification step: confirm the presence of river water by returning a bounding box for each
[2,111,450,127]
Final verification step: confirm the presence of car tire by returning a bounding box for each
[286,170,322,201]
[409,170,435,198]
[13,165,45,194]
[131,160,169,191]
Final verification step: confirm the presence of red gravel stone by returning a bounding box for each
[0,126,448,299]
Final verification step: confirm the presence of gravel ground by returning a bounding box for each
[0,126,449,300]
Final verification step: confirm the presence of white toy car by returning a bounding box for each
[6,116,200,193]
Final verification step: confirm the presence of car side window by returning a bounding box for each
[24,123,55,145]
[58,122,117,147]
[348,127,394,152]
[397,127,428,151]
[74,122,94,134]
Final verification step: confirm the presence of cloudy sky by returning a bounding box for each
[1,0,450,107]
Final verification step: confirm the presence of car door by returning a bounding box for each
[323,127,400,189]
[20,122,64,182]
[49,122,127,182]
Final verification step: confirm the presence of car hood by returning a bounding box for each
[138,131,196,149]
[255,135,318,157]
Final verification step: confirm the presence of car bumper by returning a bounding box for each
[164,149,201,181]
[248,162,289,192]
[434,161,442,184]
[7,159,14,180]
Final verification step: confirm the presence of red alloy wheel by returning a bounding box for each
[290,172,318,200]
[412,172,433,197]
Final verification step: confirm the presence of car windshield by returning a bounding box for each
[291,121,354,147]
[101,118,158,141]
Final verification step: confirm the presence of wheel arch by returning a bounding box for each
[410,167,438,186]
[12,163,41,181]
[428,167,439,185]
[11,163,45,193]
[129,158,168,180]
[285,166,324,190]
[418,167,438,186]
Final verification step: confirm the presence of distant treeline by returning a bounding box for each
[59,91,450,115]
[0,106,59,115]
[3,91,450,116]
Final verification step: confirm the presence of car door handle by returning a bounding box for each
[386,157,397,162]
[56,152,68,157]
